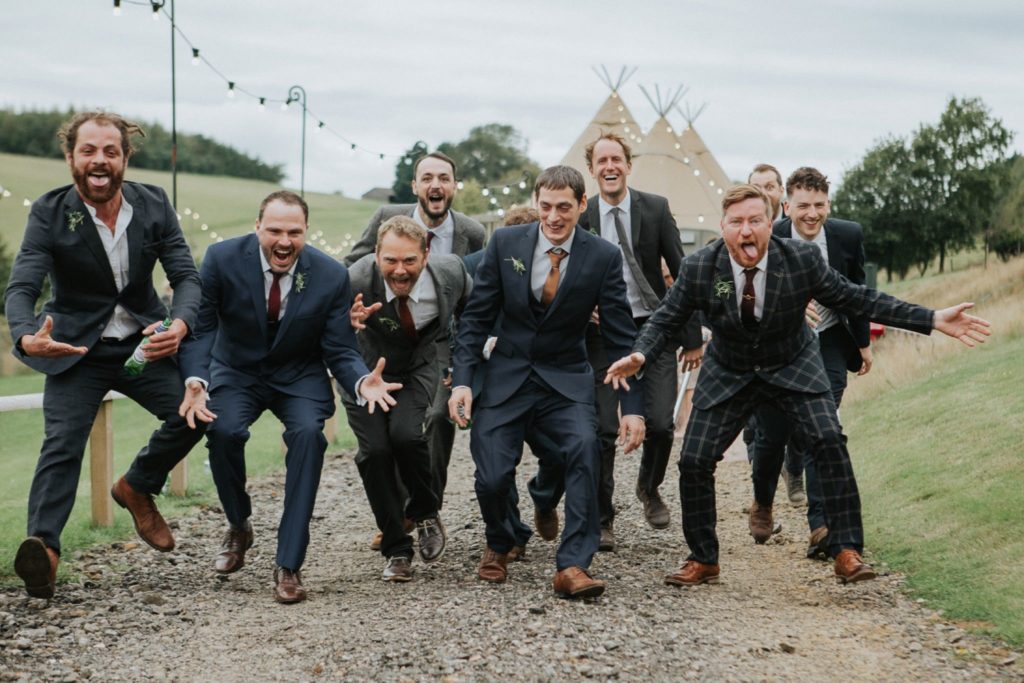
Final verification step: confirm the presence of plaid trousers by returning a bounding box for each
[679,377,863,564]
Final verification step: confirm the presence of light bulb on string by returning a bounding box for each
[317,121,324,133]
[113,0,121,16]
[481,188,490,197]
[151,3,160,20]
[258,98,266,112]
[227,82,235,98]
[502,186,510,195]
[281,99,290,111]
[378,154,384,165]
[191,48,200,66]
[350,144,357,156]
[457,181,464,190]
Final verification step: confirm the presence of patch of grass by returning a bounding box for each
[0,372,355,586]
[845,335,1024,646]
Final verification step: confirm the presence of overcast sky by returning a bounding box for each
[3,0,1022,197]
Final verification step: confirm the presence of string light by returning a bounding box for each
[227,82,235,98]
[191,48,200,66]
[258,97,266,112]
[113,0,121,16]
[280,98,290,111]
[151,2,160,20]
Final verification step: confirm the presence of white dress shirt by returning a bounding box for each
[258,249,297,321]
[85,199,141,339]
[383,269,439,329]
[728,249,769,321]
[530,228,573,302]
[413,209,454,256]
[790,224,838,333]
[599,191,652,317]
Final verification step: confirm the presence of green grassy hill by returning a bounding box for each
[0,152,381,260]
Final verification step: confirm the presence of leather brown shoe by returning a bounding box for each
[214,523,254,574]
[477,547,509,583]
[637,484,671,529]
[806,526,830,560]
[111,476,174,551]
[382,556,413,582]
[370,518,414,551]
[784,469,807,506]
[416,516,446,564]
[598,525,615,552]
[14,537,59,599]
[508,545,526,562]
[273,567,307,603]
[665,560,720,586]
[748,501,773,544]
[553,566,605,599]
[534,508,559,542]
[834,549,876,584]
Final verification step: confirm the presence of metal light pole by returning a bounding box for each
[150,0,177,208]
[287,85,307,197]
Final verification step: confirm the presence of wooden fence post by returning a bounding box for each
[170,459,188,496]
[89,399,115,527]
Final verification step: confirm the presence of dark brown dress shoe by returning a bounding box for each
[477,547,509,583]
[214,524,254,574]
[748,501,773,544]
[110,476,174,551]
[665,560,721,586]
[553,566,605,599]
[638,485,671,529]
[15,537,59,599]
[834,549,876,584]
[508,545,526,562]
[382,556,413,582]
[806,526,830,560]
[598,525,615,552]
[534,508,559,542]
[416,516,446,564]
[273,567,307,603]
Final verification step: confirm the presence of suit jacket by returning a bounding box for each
[635,236,934,410]
[453,222,643,415]
[773,217,870,372]
[346,253,471,385]
[578,188,702,350]
[178,234,368,402]
[344,204,486,266]
[5,182,201,375]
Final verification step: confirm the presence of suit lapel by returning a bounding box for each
[272,248,311,346]
[245,235,269,338]
[759,243,785,330]
[65,191,117,288]
[713,245,742,329]
[629,190,642,260]
[123,184,145,286]
[429,261,453,327]
[513,223,539,313]
[450,213,469,256]
[585,197,600,235]
[824,220,844,276]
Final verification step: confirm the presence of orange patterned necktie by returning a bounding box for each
[541,248,567,306]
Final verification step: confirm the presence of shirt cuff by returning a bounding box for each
[354,374,370,407]
[622,414,646,422]
[184,376,208,391]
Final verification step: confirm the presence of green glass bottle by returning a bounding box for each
[124,318,172,376]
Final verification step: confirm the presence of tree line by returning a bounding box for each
[0,109,285,183]
[834,97,1022,280]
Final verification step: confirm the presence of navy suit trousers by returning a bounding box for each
[206,382,333,571]
[471,375,600,570]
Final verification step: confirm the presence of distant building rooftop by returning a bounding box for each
[361,187,393,203]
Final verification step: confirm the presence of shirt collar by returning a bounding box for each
[413,207,454,238]
[258,247,298,277]
[537,226,574,255]
[728,246,770,280]
[790,222,828,247]
[84,196,134,235]
[598,189,631,217]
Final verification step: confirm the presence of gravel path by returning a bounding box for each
[2,432,1021,682]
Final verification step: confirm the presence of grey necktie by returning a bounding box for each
[611,207,661,310]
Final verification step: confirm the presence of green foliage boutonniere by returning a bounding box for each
[379,317,400,333]
[66,210,85,232]
[714,277,735,299]
[505,257,526,275]
[294,272,307,293]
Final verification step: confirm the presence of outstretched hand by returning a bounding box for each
[933,303,991,347]
[178,380,217,429]
[19,315,88,358]
[618,415,645,453]
[359,357,402,413]
[350,293,383,331]
[604,352,646,391]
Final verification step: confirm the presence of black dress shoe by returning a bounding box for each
[214,523,254,574]
[598,525,615,552]
[416,516,446,564]
[382,556,413,582]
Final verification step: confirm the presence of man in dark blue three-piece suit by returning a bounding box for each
[5,112,205,599]
[606,184,990,587]
[449,166,645,599]
[177,191,400,604]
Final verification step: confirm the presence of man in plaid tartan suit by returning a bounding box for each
[605,184,991,585]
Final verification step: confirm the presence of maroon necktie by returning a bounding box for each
[741,268,757,327]
[425,230,435,251]
[267,272,283,322]
[397,295,418,341]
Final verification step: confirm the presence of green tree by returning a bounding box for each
[390,141,429,204]
[989,154,1024,261]
[0,237,12,309]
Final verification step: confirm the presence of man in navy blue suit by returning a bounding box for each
[449,166,645,599]
[178,191,400,604]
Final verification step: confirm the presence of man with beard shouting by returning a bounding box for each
[346,152,485,525]
[5,111,205,598]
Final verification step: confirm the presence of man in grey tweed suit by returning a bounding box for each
[344,216,472,581]
[345,152,484,512]
[606,184,990,586]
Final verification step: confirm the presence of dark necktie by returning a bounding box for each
[397,295,418,341]
[741,268,758,327]
[541,247,567,307]
[425,230,435,251]
[611,207,660,310]
[267,272,284,322]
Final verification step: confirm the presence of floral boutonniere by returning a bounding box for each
[505,257,526,275]
[379,317,400,333]
[294,272,307,293]
[66,210,85,232]
[588,226,599,236]
[713,277,735,299]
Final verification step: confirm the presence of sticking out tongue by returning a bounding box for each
[88,175,110,189]
[741,243,759,260]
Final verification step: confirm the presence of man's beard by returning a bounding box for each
[418,194,452,222]
[72,163,124,205]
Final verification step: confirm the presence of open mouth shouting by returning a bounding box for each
[270,245,296,271]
